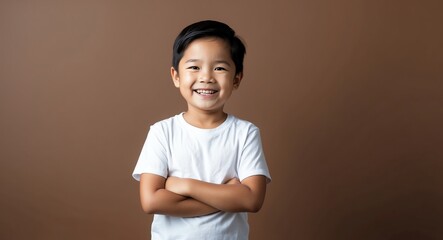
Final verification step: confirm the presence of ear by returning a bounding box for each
[233,72,243,89]
[171,67,180,88]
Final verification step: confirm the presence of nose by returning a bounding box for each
[198,69,214,83]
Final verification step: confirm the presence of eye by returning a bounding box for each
[187,66,200,70]
[214,67,227,71]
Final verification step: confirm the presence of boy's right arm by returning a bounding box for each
[139,173,219,217]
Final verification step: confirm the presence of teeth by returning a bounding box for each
[195,89,217,94]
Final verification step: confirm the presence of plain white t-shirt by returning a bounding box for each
[133,113,271,240]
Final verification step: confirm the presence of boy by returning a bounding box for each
[132,20,271,240]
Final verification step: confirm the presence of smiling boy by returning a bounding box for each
[132,20,271,240]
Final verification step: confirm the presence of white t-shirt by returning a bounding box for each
[133,113,271,240]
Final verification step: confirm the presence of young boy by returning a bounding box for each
[132,20,271,240]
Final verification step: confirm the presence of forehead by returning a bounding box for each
[181,37,232,61]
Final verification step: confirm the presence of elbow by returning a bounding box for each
[228,198,262,213]
[141,201,154,214]
[247,201,263,213]
[141,203,155,214]
[140,196,158,214]
[245,194,266,213]
[220,200,262,213]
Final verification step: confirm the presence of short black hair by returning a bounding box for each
[172,20,246,75]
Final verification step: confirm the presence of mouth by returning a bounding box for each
[193,89,219,95]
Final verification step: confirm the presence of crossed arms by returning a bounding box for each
[139,173,267,217]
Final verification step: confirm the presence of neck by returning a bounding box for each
[183,109,227,129]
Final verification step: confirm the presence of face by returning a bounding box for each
[171,37,242,115]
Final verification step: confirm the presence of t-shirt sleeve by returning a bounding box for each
[132,124,169,181]
[238,127,271,183]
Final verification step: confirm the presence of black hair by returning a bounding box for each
[172,20,246,75]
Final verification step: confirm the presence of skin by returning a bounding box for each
[139,37,267,217]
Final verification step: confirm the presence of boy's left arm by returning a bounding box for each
[165,175,267,213]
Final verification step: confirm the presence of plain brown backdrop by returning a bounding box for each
[1,0,442,239]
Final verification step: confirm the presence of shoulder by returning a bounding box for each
[144,114,184,141]
[150,113,183,130]
[229,114,260,133]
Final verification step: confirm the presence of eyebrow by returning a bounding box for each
[184,59,231,66]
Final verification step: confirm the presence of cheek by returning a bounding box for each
[180,73,195,83]
[220,80,235,89]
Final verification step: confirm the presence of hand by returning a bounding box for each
[165,176,189,196]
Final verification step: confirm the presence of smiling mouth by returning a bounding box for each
[194,89,218,95]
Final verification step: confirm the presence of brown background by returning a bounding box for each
[1,0,442,239]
